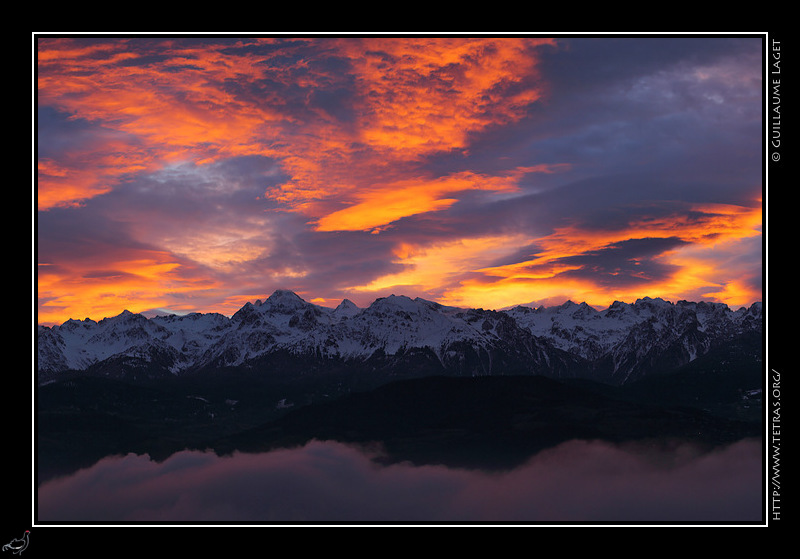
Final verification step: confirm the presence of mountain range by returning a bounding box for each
[36,290,764,483]
[38,289,762,387]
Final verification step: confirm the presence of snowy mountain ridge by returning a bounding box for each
[37,290,763,385]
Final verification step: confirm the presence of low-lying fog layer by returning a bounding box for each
[37,438,762,523]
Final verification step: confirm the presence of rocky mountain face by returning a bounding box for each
[37,290,763,387]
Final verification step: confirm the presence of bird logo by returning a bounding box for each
[2,531,29,555]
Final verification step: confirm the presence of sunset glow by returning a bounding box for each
[36,35,764,325]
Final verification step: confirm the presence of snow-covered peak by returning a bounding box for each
[563,300,598,319]
[745,301,763,316]
[364,294,463,317]
[58,316,98,332]
[604,300,632,317]
[151,311,230,334]
[633,296,673,310]
[262,289,309,312]
[95,309,142,327]
[333,298,360,319]
[413,297,465,315]
[367,294,426,315]
[37,292,763,384]
[230,290,317,325]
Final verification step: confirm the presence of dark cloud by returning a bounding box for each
[247,228,408,298]
[37,106,140,160]
[552,237,689,287]
[37,205,148,263]
[99,156,287,223]
[216,37,313,58]
[216,44,360,126]
[539,37,761,93]
[407,170,757,249]
[37,438,762,523]
[437,36,762,202]
[115,54,173,68]
[306,86,360,123]
[39,155,286,252]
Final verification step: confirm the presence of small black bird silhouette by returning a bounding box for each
[2,531,29,555]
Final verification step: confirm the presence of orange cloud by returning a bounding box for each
[315,170,522,232]
[37,37,556,224]
[340,37,553,158]
[38,159,114,210]
[322,164,570,233]
[37,139,155,210]
[346,198,763,311]
[37,38,292,209]
[316,163,569,233]
[37,248,215,325]
[267,37,556,218]
[348,233,531,297]
[478,200,762,279]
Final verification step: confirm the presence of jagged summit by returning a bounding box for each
[45,292,759,328]
[335,298,359,310]
[263,289,308,309]
[633,296,675,310]
[37,292,763,387]
[98,309,139,323]
[333,298,360,318]
[368,294,425,312]
[267,288,304,300]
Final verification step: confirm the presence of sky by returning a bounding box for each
[35,34,764,326]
